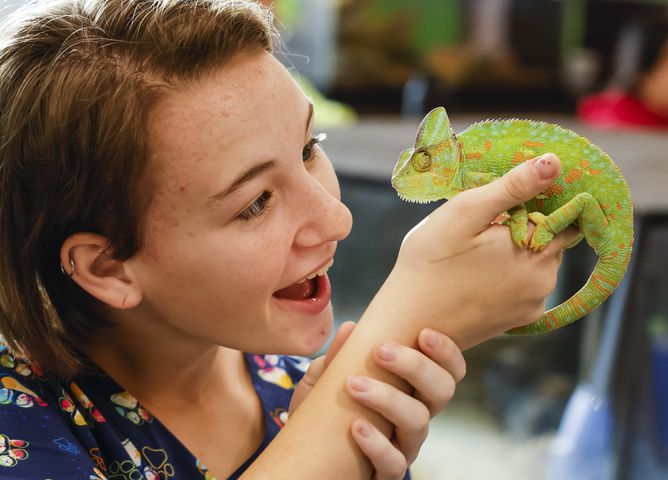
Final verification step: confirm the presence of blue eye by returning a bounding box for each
[302,133,327,162]
[237,190,272,221]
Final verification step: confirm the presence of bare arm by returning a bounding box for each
[242,155,580,479]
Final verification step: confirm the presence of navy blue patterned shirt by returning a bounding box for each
[0,346,312,479]
[0,345,411,479]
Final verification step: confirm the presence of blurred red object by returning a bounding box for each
[578,89,668,131]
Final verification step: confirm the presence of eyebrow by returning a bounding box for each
[305,101,314,135]
[207,101,314,205]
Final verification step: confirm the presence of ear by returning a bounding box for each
[59,233,142,309]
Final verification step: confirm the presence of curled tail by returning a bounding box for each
[507,240,633,335]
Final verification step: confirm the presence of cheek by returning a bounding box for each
[225,221,294,287]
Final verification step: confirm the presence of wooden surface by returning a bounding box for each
[326,114,668,215]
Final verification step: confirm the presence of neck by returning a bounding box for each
[84,315,248,410]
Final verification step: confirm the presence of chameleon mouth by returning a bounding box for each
[396,193,442,204]
[391,175,449,203]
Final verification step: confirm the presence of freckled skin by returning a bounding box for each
[391,107,634,334]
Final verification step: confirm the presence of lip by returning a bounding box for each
[277,256,335,290]
[273,273,331,316]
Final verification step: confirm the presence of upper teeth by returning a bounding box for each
[303,258,334,281]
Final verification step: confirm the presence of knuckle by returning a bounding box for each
[442,377,456,402]
[503,173,528,204]
[439,336,466,382]
[542,276,557,296]
[533,301,547,320]
[432,379,456,411]
[415,402,431,427]
[394,345,425,376]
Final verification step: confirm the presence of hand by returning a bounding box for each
[384,153,582,349]
[290,322,466,480]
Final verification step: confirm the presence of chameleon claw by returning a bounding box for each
[529,243,546,252]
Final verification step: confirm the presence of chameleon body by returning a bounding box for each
[391,107,633,334]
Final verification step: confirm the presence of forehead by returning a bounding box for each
[146,50,305,180]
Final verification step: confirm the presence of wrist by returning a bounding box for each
[368,266,501,350]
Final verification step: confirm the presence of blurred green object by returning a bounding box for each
[273,0,300,35]
[648,313,668,340]
[370,0,463,55]
[294,73,357,129]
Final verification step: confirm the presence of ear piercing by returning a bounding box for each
[60,258,75,277]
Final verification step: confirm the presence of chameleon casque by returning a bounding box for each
[391,107,634,334]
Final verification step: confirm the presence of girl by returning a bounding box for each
[0,1,578,478]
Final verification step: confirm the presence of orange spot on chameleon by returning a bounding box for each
[484,140,493,151]
[512,151,524,165]
[432,176,446,186]
[465,152,483,160]
[524,140,545,148]
[565,168,583,184]
[544,184,564,198]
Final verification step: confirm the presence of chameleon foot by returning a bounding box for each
[507,205,529,248]
[527,212,554,251]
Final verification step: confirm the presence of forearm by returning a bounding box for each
[241,268,480,479]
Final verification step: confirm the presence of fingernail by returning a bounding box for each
[377,342,397,361]
[349,376,370,392]
[533,153,557,180]
[356,420,372,437]
[425,329,441,349]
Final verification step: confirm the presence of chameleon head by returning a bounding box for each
[391,107,461,203]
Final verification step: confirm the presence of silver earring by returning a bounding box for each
[60,258,75,277]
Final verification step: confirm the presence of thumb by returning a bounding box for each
[457,153,561,233]
[289,356,325,414]
[324,320,356,368]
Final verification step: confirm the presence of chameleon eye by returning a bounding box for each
[411,148,432,172]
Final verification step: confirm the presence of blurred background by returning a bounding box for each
[1,0,665,479]
[260,1,668,479]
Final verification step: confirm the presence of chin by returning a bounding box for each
[279,308,334,356]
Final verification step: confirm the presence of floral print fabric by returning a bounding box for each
[0,345,310,479]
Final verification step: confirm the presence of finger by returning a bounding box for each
[288,355,326,413]
[373,339,460,416]
[324,321,356,368]
[450,153,562,234]
[550,224,582,252]
[347,376,429,462]
[417,329,466,383]
[351,419,408,480]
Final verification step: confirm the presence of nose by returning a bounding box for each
[293,176,353,248]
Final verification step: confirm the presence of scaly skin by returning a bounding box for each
[391,107,634,334]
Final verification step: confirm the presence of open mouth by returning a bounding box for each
[273,258,334,301]
[273,277,318,300]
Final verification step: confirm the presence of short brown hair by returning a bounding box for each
[0,0,275,378]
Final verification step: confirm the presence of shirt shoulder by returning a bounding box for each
[0,343,101,477]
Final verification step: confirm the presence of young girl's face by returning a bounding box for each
[126,50,352,355]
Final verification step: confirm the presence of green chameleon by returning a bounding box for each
[391,107,634,334]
